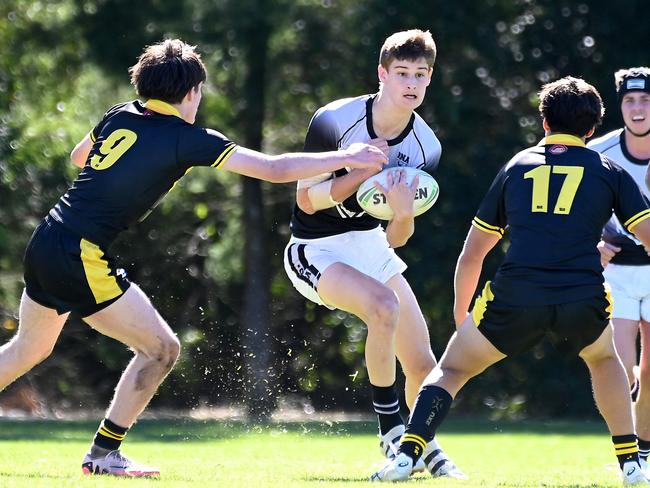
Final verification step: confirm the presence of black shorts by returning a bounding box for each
[23,216,130,317]
[471,281,612,357]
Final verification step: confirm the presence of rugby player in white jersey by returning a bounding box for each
[590,67,650,474]
[284,29,463,478]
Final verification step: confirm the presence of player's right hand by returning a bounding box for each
[344,142,387,171]
[597,240,621,268]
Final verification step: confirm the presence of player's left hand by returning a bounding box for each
[374,169,418,220]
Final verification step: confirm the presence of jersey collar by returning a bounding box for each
[365,94,415,146]
[539,134,586,147]
[144,99,183,119]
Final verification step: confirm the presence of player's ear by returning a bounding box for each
[378,64,388,83]
[542,118,551,133]
[585,126,595,139]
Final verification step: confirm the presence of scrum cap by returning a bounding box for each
[616,67,650,102]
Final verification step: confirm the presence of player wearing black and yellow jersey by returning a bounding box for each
[372,77,650,485]
[0,39,386,477]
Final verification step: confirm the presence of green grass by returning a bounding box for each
[0,418,628,487]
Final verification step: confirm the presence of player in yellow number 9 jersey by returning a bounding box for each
[0,39,386,478]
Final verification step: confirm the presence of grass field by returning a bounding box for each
[0,418,629,487]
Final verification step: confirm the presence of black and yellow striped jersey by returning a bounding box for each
[49,99,237,247]
[473,134,650,306]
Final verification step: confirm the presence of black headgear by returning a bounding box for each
[617,67,650,103]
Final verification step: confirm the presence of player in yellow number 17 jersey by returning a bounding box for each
[372,77,650,486]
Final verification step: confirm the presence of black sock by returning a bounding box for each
[639,438,650,462]
[92,418,128,452]
[613,434,640,469]
[399,385,453,463]
[371,383,403,435]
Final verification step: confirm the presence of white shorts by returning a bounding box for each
[283,227,407,308]
[603,263,650,321]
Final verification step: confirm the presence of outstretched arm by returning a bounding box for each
[454,226,500,326]
[632,219,650,256]
[70,133,93,168]
[220,143,386,183]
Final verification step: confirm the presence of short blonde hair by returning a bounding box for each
[379,29,436,70]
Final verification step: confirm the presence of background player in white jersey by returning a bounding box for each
[590,67,650,471]
[283,29,463,478]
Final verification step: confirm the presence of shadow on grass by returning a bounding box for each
[0,417,608,443]
[0,471,72,481]
[301,476,371,483]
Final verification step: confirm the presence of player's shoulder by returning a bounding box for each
[314,94,369,121]
[411,110,436,136]
[503,145,544,171]
[586,128,623,153]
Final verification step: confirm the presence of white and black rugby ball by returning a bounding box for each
[356,167,439,220]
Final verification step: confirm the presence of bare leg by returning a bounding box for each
[580,324,634,436]
[612,318,640,385]
[636,320,650,440]
[318,263,399,387]
[83,284,180,428]
[387,274,435,409]
[0,290,68,390]
[426,315,506,396]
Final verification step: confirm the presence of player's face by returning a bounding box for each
[379,58,432,110]
[621,91,650,137]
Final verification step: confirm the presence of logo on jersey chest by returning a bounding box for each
[396,152,410,165]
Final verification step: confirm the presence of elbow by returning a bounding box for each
[296,189,316,214]
[70,151,85,168]
[388,235,410,248]
[265,159,290,183]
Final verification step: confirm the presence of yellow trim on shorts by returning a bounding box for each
[625,209,650,232]
[471,281,495,326]
[80,239,122,304]
[211,143,238,168]
[603,283,613,319]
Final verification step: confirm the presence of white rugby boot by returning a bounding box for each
[371,452,413,482]
[622,461,650,485]
[423,438,467,479]
[378,425,426,472]
[81,450,160,477]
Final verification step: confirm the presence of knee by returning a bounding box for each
[144,334,181,373]
[364,290,400,334]
[403,354,436,384]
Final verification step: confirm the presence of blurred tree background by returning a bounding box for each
[0,0,646,421]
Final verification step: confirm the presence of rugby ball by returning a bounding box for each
[356,167,439,220]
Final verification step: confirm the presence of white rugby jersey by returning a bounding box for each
[588,128,650,265]
[290,94,441,239]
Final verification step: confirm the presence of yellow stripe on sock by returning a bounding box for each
[401,434,427,451]
[616,447,639,455]
[615,442,639,449]
[99,427,125,441]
